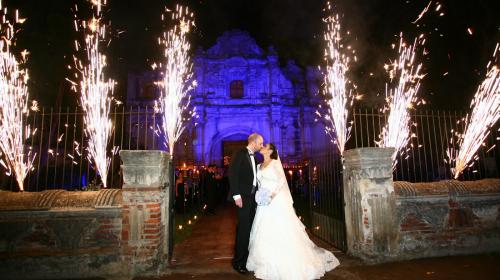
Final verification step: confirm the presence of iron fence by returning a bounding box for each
[1,106,165,192]
[307,108,498,252]
[350,108,499,182]
[307,150,347,251]
[0,107,498,192]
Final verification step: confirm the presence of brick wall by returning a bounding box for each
[394,179,500,259]
[343,148,500,264]
[0,150,172,280]
[0,190,125,279]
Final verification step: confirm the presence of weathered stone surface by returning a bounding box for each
[343,147,500,263]
[0,150,173,279]
[120,150,172,275]
[394,179,500,197]
[343,147,397,263]
[394,178,500,261]
[344,148,394,178]
[120,150,170,189]
[0,208,124,279]
[0,189,121,210]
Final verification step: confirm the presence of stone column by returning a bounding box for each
[194,119,204,165]
[301,108,313,159]
[343,147,398,263]
[120,150,172,275]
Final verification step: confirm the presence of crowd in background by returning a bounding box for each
[173,161,309,216]
[174,164,230,214]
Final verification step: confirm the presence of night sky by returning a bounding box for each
[7,0,500,109]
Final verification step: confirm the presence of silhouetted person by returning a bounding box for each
[185,169,194,210]
[206,164,217,214]
[220,165,230,204]
[175,171,185,214]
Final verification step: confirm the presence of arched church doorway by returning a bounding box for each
[208,130,255,166]
[222,140,246,164]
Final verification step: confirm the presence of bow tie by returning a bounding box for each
[249,153,255,156]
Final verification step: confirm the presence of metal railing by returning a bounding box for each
[307,108,498,251]
[308,150,347,251]
[1,106,164,191]
[350,108,499,182]
[0,107,498,191]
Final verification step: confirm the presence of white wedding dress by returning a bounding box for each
[246,159,339,280]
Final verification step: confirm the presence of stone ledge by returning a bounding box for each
[0,207,122,218]
[394,179,500,197]
[0,189,122,211]
[119,150,170,166]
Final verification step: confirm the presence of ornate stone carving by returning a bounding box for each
[205,30,264,58]
[343,148,397,262]
[351,166,393,180]
[120,150,170,189]
[126,30,327,165]
[94,189,122,208]
[394,179,500,198]
[0,189,122,210]
[35,190,65,208]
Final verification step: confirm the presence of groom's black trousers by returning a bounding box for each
[233,193,256,268]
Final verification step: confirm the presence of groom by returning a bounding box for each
[228,133,264,274]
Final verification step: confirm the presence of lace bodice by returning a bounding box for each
[257,162,279,193]
[256,160,290,200]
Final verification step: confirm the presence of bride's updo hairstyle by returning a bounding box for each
[268,143,278,160]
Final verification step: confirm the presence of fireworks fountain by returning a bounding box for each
[154,5,196,155]
[0,2,35,191]
[69,0,115,188]
[318,2,356,156]
[376,34,426,167]
[447,43,500,179]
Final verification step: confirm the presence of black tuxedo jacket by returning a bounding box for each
[205,171,217,187]
[228,148,257,197]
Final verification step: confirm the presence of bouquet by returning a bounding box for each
[255,188,272,206]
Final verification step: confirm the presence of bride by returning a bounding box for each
[246,143,340,280]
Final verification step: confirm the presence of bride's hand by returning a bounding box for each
[271,192,277,199]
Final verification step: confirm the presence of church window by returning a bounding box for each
[230,80,244,98]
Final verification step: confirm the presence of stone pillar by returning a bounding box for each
[194,119,204,165]
[120,150,172,275]
[301,108,313,159]
[343,147,398,263]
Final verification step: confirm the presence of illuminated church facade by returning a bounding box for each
[127,30,330,166]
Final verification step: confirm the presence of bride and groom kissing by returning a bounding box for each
[228,133,340,280]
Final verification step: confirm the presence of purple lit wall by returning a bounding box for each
[127,30,331,166]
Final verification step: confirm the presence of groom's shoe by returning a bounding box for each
[233,265,249,275]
